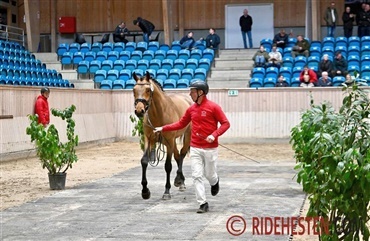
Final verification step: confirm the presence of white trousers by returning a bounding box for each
[190,147,218,205]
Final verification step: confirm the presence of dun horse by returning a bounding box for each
[132,72,192,200]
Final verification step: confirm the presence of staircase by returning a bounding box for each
[34,53,94,89]
[207,49,255,88]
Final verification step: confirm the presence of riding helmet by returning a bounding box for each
[189,81,209,95]
[41,87,50,94]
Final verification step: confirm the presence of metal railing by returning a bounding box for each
[0,24,25,46]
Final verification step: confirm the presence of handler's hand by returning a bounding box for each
[206,135,215,143]
[153,127,163,133]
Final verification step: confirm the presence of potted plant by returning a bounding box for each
[26,105,79,190]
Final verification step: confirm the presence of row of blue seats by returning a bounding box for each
[1,68,61,79]
[77,58,211,75]
[61,49,215,67]
[0,77,73,88]
[0,40,25,51]
[280,55,370,68]
[250,76,369,88]
[57,40,207,57]
[93,68,208,83]
[99,78,203,90]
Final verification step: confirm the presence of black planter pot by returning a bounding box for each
[48,172,67,190]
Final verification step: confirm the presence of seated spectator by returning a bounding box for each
[273,29,288,49]
[252,45,269,68]
[180,31,196,49]
[275,75,289,87]
[332,51,347,77]
[205,28,221,50]
[317,71,333,87]
[299,65,317,87]
[113,21,129,43]
[267,44,282,68]
[344,73,355,86]
[291,35,310,58]
[318,54,334,78]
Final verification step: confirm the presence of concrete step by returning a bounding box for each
[34,53,58,62]
[214,60,253,69]
[69,78,95,89]
[210,69,251,79]
[219,49,256,55]
[208,78,249,88]
[44,62,63,72]
[60,69,78,80]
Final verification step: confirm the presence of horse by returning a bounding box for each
[132,71,192,200]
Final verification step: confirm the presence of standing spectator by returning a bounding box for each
[239,9,253,49]
[180,31,196,50]
[356,2,367,37]
[342,6,355,38]
[357,3,370,37]
[252,45,269,68]
[317,71,333,87]
[153,81,230,214]
[205,28,220,50]
[34,87,50,127]
[299,65,317,87]
[133,17,155,43]
[273,29,289,49]
[0,14,7,40]
[318,54,334,78]
[291,35,310,58]
[113,21,129,43]
[332,51,348,77]
[267,44,282,69]
[275,75,289,87]
[324,2,338,37]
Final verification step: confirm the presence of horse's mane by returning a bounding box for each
[149,78,164,92]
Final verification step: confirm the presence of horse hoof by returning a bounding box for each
[179,185,186,192]
[142,190,151,199]
[162,194,171,200]
[174,178,182,187]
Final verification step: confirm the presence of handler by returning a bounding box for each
[154,81,230,213]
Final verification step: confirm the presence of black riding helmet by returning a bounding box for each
[189,81,209,95]
[41,87,50,94]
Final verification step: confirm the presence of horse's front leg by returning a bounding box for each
[162,151,173,200]
[173,151,186,192]
[141,150,151,199]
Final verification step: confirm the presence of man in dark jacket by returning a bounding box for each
[133,17,155,43]
[180,31,196,49]
[273,29,288,49]
[291,35,310,58]
[239,9,253,49]
[205,28,220,50]
[332,51,348,77]
[34,87,50,127]
[342,6,355,38]
[113,21,129,43]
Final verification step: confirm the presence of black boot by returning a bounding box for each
[196,202,209,213]
[211,178,219,196]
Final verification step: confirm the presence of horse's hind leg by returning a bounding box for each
[162,151,173,200]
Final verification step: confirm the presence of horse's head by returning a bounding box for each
[133,71,154,117]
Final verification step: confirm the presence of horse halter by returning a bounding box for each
[134,82,154,112]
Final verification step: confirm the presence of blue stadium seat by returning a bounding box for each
[148,41,159,52]
[73,52,85,67]
[307,56,320,69]
[249,78,263,88]
[107,51,119,62]
[132,69,144,78]
[102,42,114,52]
[178,49,190,60]
[137,59,149,71]
[96,51,108,62]
[154,50,166,61]
[361,65,370,78]
[84,51,96,62]
[136,41,148,52]
[348,36,360,47]
[100,80,113,90]
[119,69,132,81]
[335,37,347,48]
[181,68,194,81]
[190,49,203,60]
[161,58,174,70]
[166,49,178,60]
[61,52,73,67]
[202,49,214,61]
[361,45,370,56]
[143,50,154,61]
[125,79,136,89]
[263,77,277,87]
[113,60,125,72]
[169,68,182,80]
[163,78,177,89]
[113,42,125,52]
[171,41,181,51]
[94,70,107,83]
[294,56,307,68]
[279,67,292,79]
[119,51,131,61]
[159,44,170,52]
[176,78,190,88]
[89,60,101,75]
[287,38,297,47]
[107,69,119,81]
[57,43,69,60]
[130,50,143,61]
[290,77,301,87]
[321,46,334,57]
[125,59,137,71]
[292,66,303,78]
[361,55,370,67]
[101,60,113,72]
[260,38,273,50]
[333,76,345,86]
[347,45,360,56]
[69,43,80,54]
[282,56,294,68]
[265,67,279,79]
[77,60,89,76]
[149,59,161,71]
[91,42,102,53]
[156,69,169,81]
[348,65,360,76]
[198,58,211,71]
[112,79,126,89]
[174,58,186,70]
[348,55,360,67]
[322,37,335,48]
[125,42,137,52]
[251,67,265,79]
[361,36,370,46]
[194,40,206,51]
[194,68,207,81]
[283,47,293,57]
[145,69,156,78]
[310,41,321,48]
[186,58,198,70]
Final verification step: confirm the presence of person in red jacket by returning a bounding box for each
[299,65,317,87]
[154,81,230,213]
[34,87,50,127]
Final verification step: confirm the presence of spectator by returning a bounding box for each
[267,44,282,69]
[0,15,7,40]
[180,31,196,50]
[324,2,338,37]
[344,73,355,86]
[113,21,129,43]
[133,17,155,43]
[205,28,220,50]
[34,87,50,127]
[273,29,288,49]
[239,9,253,49]
[252,45,269,68]
[357,3,370,37]
[153,81,230,214]
[342,6,355,38]
[356,3,367,37]
[299,65,317,87]
[291,35,310,58]
[317,71,333,87]
[332,51,347,77]
[275,75,289,87]
[318,54,334,78]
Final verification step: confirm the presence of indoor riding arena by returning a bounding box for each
[1,0,369,241]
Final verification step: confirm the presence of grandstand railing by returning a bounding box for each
[0,24,25,46]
